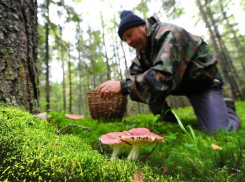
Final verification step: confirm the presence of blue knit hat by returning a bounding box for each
[118,10,146,40]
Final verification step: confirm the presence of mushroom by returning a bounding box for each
[34,112,52,122]
[55,114,90,135]
[65,114,84,120]
[100,132,131,159]
[120,128,164,161]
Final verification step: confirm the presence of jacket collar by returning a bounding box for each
[146,16,161,38]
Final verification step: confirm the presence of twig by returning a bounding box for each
[1,141,9,149]
[98,137,103,153]
[235,138,242,170]
[140,143,159,163]
[56,124,91,135]
[49,162,73,168]
[107,110,119,121]
[218,167,243,173]
[1,122,12,132]
[187,156,201,171]
[70,158,76,178]
[216,138,244,174]
[65,169,70,179]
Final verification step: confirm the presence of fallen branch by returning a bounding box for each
[55,124,91,135]
[140,143,159,163]
[98,137,103,153]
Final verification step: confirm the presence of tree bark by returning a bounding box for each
[205,0,243,100]
[76,31,82,114]
[196,0,243,100]
[68,44,72,113]
[0,0,39,113]
[45,0,50,111]
[59,26,67,111]
[219,0,245,79]
[112,30,123,80]
[100,12,111,80]
[113,13,129,77]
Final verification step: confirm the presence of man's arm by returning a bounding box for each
[121,56,146,96]
[120,30,182,105]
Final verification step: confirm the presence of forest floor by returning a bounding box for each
[1,101,245,181]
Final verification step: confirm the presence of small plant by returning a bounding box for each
[171,109,199,155]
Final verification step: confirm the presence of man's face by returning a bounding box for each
[122,25,147,51]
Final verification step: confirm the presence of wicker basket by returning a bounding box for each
[87,89,128,121]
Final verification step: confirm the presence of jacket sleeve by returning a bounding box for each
[121,24,217,105]
[120,30,180,105]
[120,56,145,96]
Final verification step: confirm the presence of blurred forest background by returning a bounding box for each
[1,0,244,116]
[37,0,245,116]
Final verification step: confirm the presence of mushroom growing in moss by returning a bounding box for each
[65,114,84,120]
[100,132,131,159]
[120,128,164,161]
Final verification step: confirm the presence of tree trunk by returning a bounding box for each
[45,0,50,111]
[112,30,123,80]
[196,0,228,81]
[55,82,60,112]
[219,0,245,80]
[68,44,72,113]
[0,0,39,113]
[77,35,82,114]
[196,0,243,100]
[60,27,66,111]
[120,41,129,77]
[112,13,129,78]
[204,0,243,100]
[100,12,111,80]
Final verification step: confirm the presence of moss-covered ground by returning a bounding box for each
[1,102,245,181]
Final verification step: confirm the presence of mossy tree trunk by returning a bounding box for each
[0,0,39,113]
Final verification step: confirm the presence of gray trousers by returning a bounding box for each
[150,85,240,133]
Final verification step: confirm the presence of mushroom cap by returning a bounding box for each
[120,128,164,146]
[123,128,151,135]
[65,114,84,120]
[34,112,47,120]
[100,132,131,146]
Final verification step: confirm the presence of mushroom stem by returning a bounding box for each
[128,145,141,161]
[111,144,121,159]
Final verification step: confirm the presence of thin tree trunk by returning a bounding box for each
[113,13,129,77]
[55,82,60,112]
[219,0,245,79]
[112,30,123,80]
[77,38,82,114]
[83,84,88,115]
[120,41,129,77]
[45,0,50,111]
[100,12,111,80]
[196,0,243,100]
[137,102,141,114]
[92,76,96,89]
[204,0,243,100]
[68,44,72,113]
[60,27,66,111]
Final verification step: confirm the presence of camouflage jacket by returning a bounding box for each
[120,16,218,105]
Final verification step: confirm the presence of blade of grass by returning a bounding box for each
[172,109,199,155]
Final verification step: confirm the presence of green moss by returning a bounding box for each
[1,102,245,181]
[0,106,137,181]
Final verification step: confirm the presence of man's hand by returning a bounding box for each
[98,81,121,99]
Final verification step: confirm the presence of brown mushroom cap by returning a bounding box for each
[65,114,84,120]
[120,128,164,146]
[100,132,131,146]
